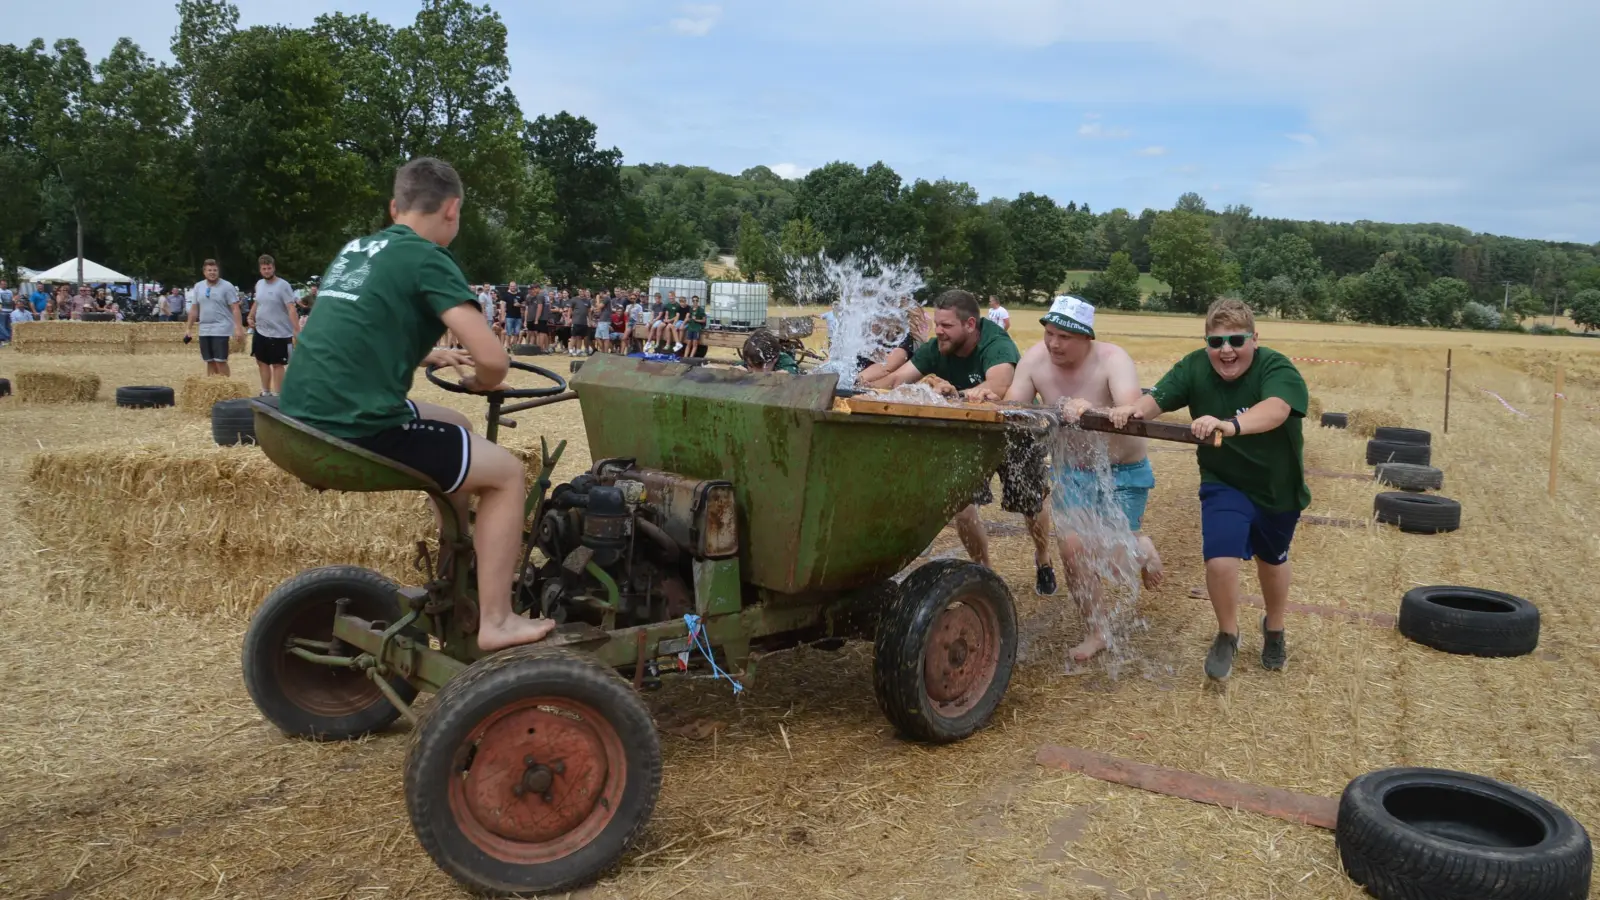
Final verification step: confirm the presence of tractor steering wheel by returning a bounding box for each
[425,359,569,398]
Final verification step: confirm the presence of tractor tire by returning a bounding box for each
[115,385,175,409]
[242,566,417,740]
[873,559,1017,744]
[1373,426,1431,445]
[1337,767,1590,900]
[406,646,661,897]
[1398,586,1540,657]
[1375,462,1444,492]
[1366,439,1431,466]
[511,344,544,356]
[211,397,257,445]
[0,377,10,398]
[1321,412,1349,428]
[1374,492,1460,533]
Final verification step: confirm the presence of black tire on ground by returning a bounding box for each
[1366,439,1431,466]
[570,360,584,374]
[241,565,418,740]
[405,646,661,896]
[212,397,257,445]
[115,385,176,409]
[511,344,544,356]
[0,377,10,398]
[1398,586,1540,657]
[873,559,1017,743]
[1374,491,1461,533]
[1374,462,1444,492]
[1374,426,1431,445]
[1336,767,1590,900]
[1321,412,1349,428]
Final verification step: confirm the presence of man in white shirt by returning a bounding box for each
[247,254,300,394]
[986,295,1011,332]
[184,259,244,376]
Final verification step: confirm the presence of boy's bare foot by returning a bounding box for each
[478,614,557,652]
[1069,629,1110,663]
[1138,537,1164,590]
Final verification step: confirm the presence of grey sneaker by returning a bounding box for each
[1261,618,1287,671]
[1204,632,1240,680]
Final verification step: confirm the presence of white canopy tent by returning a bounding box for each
[31,258,135,283]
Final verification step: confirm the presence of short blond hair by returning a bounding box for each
[1205,298,1256,334]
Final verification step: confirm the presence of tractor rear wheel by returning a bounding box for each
[873,559,1017,743]
[242,566,417,740]
[405,646,661,896]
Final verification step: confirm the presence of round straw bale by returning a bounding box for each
[1345,407,1402,437]
[179,376,253,414]
[15,370,102,403]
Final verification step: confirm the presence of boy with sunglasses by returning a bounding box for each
[1107,298,1309,680]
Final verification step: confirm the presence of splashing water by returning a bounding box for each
[784,253,924,391]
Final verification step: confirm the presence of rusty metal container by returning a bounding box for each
[572,355,1011,595]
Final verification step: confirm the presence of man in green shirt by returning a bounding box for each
[281,157,555,652]
[685,295,708,358]
[1107,298,1310,679]
[878,290,1054,593]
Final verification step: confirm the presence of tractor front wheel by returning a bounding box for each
[405,646,661,896]
[873,559,1017,743]
[242,566,418,740]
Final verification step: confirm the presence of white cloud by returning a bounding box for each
[1136,145,1168,157]
[1285,133,1318,146]
[769,162,810,179]
[1078,121,1131,139]
[669,4,722,36]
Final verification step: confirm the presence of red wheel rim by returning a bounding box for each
[923,592,1000,717]
[275,600,384,717]
[447,697,626,863]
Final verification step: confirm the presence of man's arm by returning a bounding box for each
[963,363,1015,402]
[1002,347,1040,403]
[185,296,198,335]
[1107,393,1163,428]
[286,292,301,338]
[440,303,509,390]
[859,348,911,386]
[1105,345,1144,408]
[877,359,925,389]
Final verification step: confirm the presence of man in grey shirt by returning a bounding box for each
[247,254,300,394]
[184,258,243,376]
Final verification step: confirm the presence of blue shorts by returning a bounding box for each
[1052,458,1155,531]
[506,317,523,336]
[1199,482,1300,565]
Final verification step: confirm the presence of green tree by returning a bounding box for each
[734,213,772,282]
[960,201,1016,301]
[1174,191,1208,213]
[1003,192,1076,302]
[1419,277,1471,328]
[523,111,626,286]
[1340,266,1418,325]
[796,161,911,260]
[905,178,977,291]
[1568,288,1600,332]
[1244,233,1321,286]
[1148,210,1235,312]
[1080,250,1141,310]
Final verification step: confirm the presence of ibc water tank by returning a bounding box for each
[708,281,770,331]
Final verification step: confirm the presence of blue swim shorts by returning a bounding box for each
[1052,457,1155,531]
[1198,481,1300,565]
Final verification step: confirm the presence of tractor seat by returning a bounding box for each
[251,399,444,495]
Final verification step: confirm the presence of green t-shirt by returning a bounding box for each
[282,224,474,438]
[666,302,682,322]
[1151,346,1311,512]
[776,351,800,374]
[688,307,707,329]
[908,318,1020,390]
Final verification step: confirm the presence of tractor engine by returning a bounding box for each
[528,459,737,630]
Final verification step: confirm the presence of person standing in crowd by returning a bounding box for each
[625,292,646,353]
[296,283,317,327]
[184,259,243,376]
[986,294,1011,332]
[608,302,627,353]
[684,295,707,358]
[498,281,522,350]
[10,294,35,330]
[30,283,49,315]
[1107,298,1309,680]
[593,290,614,352]
[569,289,593,357]
[161,286,187,321]
[248,254,300,395]
[0,279,12,309]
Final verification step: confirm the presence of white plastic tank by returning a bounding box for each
[708,281,770,331]
[647,277,708,310]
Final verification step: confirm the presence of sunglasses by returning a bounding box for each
[1205,333,1252,350]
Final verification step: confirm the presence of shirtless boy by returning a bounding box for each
[1005,295,1163,662]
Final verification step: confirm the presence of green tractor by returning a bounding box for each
[242,354,1019,895]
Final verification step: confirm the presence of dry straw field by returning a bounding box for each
[3,314,1600,900]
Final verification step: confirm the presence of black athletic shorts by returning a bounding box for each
[199,335,231,362]
[252,334,291,365]
[973,432,1049,516]
[556,326,571,342]
[349,401,473,493]
[571,324,591,338]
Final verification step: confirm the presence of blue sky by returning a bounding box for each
[8,0,1598,242]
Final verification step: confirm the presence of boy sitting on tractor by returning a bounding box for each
[280,157,556,651]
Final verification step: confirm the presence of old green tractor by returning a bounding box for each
[241,353,1018,895]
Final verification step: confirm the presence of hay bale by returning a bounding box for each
[16,370,101,403]
[11,320,134,355]
[1346,407,1402,437]
[22,444,432,615]
[1306,395,1324,422]
[179,376,253,414]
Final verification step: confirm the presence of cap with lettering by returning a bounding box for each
[1041,294,1095,338]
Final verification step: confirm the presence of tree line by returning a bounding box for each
[4,0,1599,330]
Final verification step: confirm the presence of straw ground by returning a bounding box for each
[3,331,1600,900]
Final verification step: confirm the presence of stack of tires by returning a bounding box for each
[1368,427,1461,534]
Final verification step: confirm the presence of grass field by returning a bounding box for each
[4,327,1600,899]
[1059,269,1170,299]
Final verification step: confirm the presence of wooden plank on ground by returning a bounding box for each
[1187,587,1396,628]
[1035,744,1338,829]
